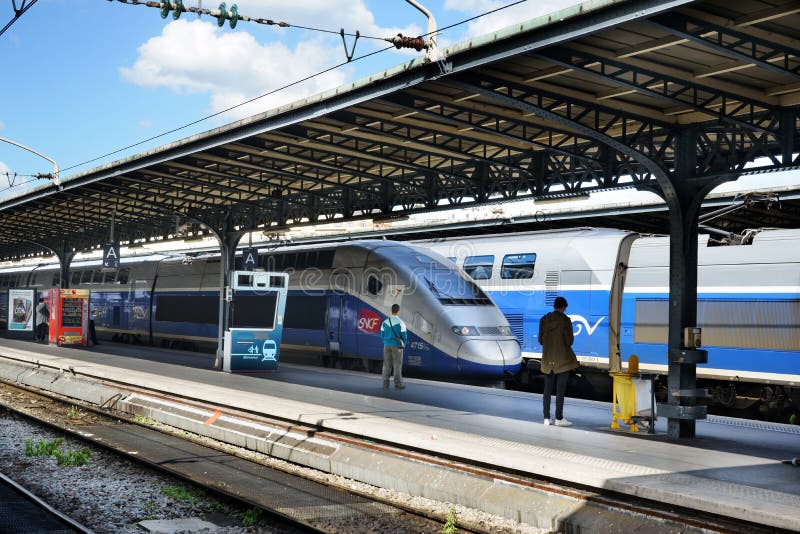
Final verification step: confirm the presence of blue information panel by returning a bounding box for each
[224,329,282,371]
[222,271,288,373]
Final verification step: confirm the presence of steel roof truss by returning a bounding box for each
[125,170,270,210]
[109,175,224,211]
[380,92,606,166]
[174,152,363,202]
[446,73,668,177]
[327,109,525,169]
[539,46,775,134]
[229,139,397,186]
[647,12,800,81]
[216,143,382,192]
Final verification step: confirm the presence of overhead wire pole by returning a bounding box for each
[402,0,443,62]
[0,137,60,187]
[1,0,37,38]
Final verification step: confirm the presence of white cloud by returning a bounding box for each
[0,120,5,133]
[121,2,420,121]
[444,0,583,38]
[139,119,153,129]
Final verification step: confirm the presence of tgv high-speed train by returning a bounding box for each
[0,240,521,380]
[423,227,800,411]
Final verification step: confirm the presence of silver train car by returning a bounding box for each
[0,240,522,380]
[423,227,800,415]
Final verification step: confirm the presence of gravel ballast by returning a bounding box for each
[0,405,548,533]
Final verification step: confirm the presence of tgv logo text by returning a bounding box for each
[358,309,382,333]
[568,315,605,336]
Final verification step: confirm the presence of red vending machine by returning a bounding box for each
[48,288,90,346]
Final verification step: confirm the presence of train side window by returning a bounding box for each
[367,275,383,296]
[501,253,536,279]
[70,271,82,286]
[51,273,60,287]
[464,255,494,280]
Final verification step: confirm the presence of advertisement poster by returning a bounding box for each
[8,289,35,331]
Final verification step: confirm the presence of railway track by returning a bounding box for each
[0,379,485,534]
[0,470,92,534]
[0,351,786,534]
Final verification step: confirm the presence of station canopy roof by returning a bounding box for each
[1,0,799,260]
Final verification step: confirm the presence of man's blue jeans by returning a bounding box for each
[543,371,570,420]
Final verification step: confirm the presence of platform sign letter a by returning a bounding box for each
[242,247,258,271]
[102,242,120,269]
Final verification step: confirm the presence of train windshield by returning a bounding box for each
[390,247,491,305]
[421,269,492,305]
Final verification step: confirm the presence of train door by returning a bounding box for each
[326,295,343,355]
[357,273,386,358]
[338,294,359,358]
[608,234,637,372]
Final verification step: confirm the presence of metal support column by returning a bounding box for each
[212,214,244,369]
[780,107,796,166]
[55,241,76,289]
[657,128,732,438]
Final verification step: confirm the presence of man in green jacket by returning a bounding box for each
[538,296,579,427]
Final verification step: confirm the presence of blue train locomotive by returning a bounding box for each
[0,240,521,380]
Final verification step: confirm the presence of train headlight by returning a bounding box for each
[498,326,512,336]
[452,326,477,336]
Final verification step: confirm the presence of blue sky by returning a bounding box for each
[1,0,797,203]
[0,0,583,198]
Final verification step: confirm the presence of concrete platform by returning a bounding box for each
[0,338,797,531]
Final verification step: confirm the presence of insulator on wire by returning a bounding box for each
[254,18,290,27]
[172,0,184,20]
[387,33,427,52]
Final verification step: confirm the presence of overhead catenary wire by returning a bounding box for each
[0,174,47,196]
[109,0,389,41]
[0,0,38,38]
[57,0,529,175]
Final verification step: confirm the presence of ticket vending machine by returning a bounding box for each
[222,271,289,373]
[48,288,90,346]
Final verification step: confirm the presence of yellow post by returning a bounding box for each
[610,355,639,432]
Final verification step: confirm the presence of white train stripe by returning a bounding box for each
[625,286,800,294]
[521,352,798,386]
[480,284,612,292]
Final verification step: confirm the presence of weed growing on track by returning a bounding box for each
[442,507,459,533]
[134,414,157,425]
[140,500,159,521]
[162,486,202,505]
[240,508,262,527]
[24,437,92,466]
[210,500,225,512]
[25,437,64,457]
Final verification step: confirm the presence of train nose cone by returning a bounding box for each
[456,339,522,376]
[497,339,522,370]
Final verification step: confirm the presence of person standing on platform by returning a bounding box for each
[88,301,99,346]
[380,303,408,390]
[538,296,578,427]
[35,297,49,343]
